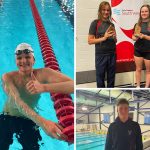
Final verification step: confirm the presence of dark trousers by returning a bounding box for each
[95,53,116,88]
[0,114,42,150]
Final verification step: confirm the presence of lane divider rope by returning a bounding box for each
[30,0,74,143]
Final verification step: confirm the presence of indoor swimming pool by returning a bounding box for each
[0,0,74,149]
[76,132,106,150]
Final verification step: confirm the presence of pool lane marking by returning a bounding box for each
[78,142,105,150]
[30,0,74,143]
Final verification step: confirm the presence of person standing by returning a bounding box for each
[105,98,143,150]
[88,1,117,88]
[132,5,150,88]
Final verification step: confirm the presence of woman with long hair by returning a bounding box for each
[88,1,117,88]
[132,5,150,88]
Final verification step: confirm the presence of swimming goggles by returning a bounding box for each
[15,49,33,55]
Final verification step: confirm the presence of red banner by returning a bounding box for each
[111,0,144,62]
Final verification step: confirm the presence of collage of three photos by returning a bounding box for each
[76,1,150,149]
[0,0,150,150]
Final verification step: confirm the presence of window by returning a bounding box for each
[103,114,110,123]
[144,112,150,125]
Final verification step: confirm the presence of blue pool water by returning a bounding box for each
[55,0,74,26]
[0,0,74,149]
[76,132,106,150]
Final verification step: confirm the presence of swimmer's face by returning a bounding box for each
[141,6,150,20]
[16,53,35,72]
[117,104,129,120]
[101,5,111,20]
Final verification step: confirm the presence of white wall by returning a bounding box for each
[144,0,150,4]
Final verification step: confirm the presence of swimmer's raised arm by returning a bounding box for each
[26,68,74,94]
[2,73,66,140]
[43,68,74,94]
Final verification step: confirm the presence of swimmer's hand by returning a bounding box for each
[132,34,140,41]
[104,30,115,40]
[26,72,44,94]
[26,69,74,94]
[39,117,67,140]
[26,80,44,94]
[138,33,146,39]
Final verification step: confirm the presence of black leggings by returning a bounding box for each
[0,114,42,150]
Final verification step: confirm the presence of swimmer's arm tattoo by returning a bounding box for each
[2,74,44,126]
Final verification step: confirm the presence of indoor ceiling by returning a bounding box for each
[76,89,150,114]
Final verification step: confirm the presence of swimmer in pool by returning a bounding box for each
[1,43,74,149]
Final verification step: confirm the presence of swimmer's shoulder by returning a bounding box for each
[109,121,116,128]
[33,68,51,81]
[2,71,18,82]
[33,68,58,82]
[34,68,57,74]
[108,121,118,131]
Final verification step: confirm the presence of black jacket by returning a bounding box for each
[105,117,143,150]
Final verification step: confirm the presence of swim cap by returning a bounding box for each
[15,43,34,57]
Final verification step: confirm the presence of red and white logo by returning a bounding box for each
[111,0,144,62]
